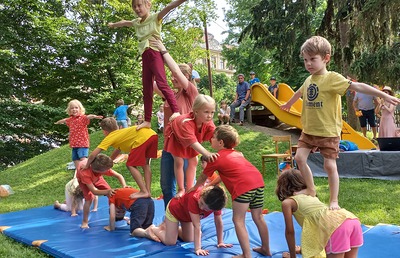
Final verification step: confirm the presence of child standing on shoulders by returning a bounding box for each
[148,185,232,256]
[108,0,188,130]
[113,99,133,129]
[192,125,271,258]
[280,36,400,209]
[84,117,158,199]
[104,187,159,241]
[77,154,127,229]
[276,169,363,258]
[218,100,231,125]
[55,99,103,171]
[164,94,218,198]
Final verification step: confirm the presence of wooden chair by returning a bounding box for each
[261,135,294,176]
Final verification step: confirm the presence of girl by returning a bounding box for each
[377,86,397,138]
[108,0,188,130]
[218,100,231,125]
[164,94,218,198]
[148,185,232,256]
[55,99,103,170]
[276,169,363,258]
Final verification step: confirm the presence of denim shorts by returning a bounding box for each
[72,147,89,161]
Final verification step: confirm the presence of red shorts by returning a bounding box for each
[126,135,158,167]
[80,177,110,201]
[325,219,363,254]
[298,132,340,159]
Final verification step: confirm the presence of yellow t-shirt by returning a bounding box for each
[97,126,157,153]
[132,12,162,55]
[299,72,350,137]
[290,194,358,258]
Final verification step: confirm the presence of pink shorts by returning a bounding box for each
[298,132,340,159]
[325,219,363,254]
[126,135,158,167]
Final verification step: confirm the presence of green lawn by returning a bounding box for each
[1,124,399,257]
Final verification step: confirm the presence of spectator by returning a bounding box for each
[268,76,279,98]
[230,74,251,126]
[249,71,260,85]
[188,63,200,86]
[353,90,379,139]
[377,86,397,138]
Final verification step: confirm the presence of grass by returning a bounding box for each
[1,123,399,257]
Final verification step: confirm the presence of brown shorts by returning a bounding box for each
[298,132,340,159]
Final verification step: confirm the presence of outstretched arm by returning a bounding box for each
[55,118,68,124]
[190,142,219,162]
[349,82,400,106]
[108,20,134,28]
[87,114,103,120]
[84,148,103,170]
[158,0,187,20]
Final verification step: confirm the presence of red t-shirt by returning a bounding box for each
[164,112,215,158]
[108,188,139,210]
[65,115,90,148]
[168,188,221,222]
[203,149,264,200]
[76,161,114,186]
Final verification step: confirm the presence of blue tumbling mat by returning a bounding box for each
[0,197,399,258]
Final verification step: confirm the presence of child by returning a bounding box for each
[217,100,231,125]
[77,154,127,229]
[192,125,271,258]
[104,187,160,241]
[148,185,232,255]
[113,99,133,129]
[84,117,158,199]
[280,36,400,209]
[377,86,397,138]
[55,99,103,171]
[156,104,164,132]
[276,169,363,258]
[135,113,144,126]
[54,176,85,216]
[108,0,188,130]
[164,94,218,198]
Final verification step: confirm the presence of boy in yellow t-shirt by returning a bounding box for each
[84,117,158,199]
[280,36,400,210]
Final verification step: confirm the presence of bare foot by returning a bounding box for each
[54,200,61,209]
[81,223,89,229]
[232,254,244,258]
[91,208,98,212]
[253,247,272,256]
[174,189,185,199]
[329,200,340,210]
[136,121,151,130]
[129,191,150,199]
[169,112,180,121]
[71,213,78,217]
[145,225,161,242]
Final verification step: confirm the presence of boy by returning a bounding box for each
[84,117,158,199]
[77,154,127,229]
[104,187,160,241]
[192,125,271,258]
[280,36,400,210]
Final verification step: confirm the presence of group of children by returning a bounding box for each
[52,0,400,256]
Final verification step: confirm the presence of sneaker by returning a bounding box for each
[239,121,244,126]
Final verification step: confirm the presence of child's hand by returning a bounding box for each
[106,189,116,197]
[385,95,400,106]
[217,243,233,248]
[202,152,219,163]
[195,248,209,256]
[282,252,290,258]
[280,103,291,112]
[149,37,165,51]
[104,225,111,231]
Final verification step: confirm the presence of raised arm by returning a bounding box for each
[158,0,187,20]
[349,82,400,106]
[108,20,134,28]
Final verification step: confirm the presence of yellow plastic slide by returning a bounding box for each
[250,82,376,150]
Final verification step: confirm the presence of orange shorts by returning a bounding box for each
[298,132,340,159]
[126,135,158,167]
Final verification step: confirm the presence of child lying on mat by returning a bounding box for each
[104,187,159,241]
[77,154,127,229]
[145,185,232,256]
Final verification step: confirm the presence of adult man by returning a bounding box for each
[230,74,251,126]
[353,91,379,138]
[188,63,200,86]
[268,76,279,98]
[249,71,260,85]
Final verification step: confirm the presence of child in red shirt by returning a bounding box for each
[193,125,271,257]
[164,94,219,198]
[147,185,232,255]
[77,154,126,229]
[55,99,102,170]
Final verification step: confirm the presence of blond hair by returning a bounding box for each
[192,94,216,112]
[214,125,240,149]
[178,64,191,80]
[100,117,119,133]
[116,99,124,106]
[66,99,85,116]
[132,0,151,7]
[91,154,113,172]
[300,36,331,58]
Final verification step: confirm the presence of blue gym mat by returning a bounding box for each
[0,197,399,258]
